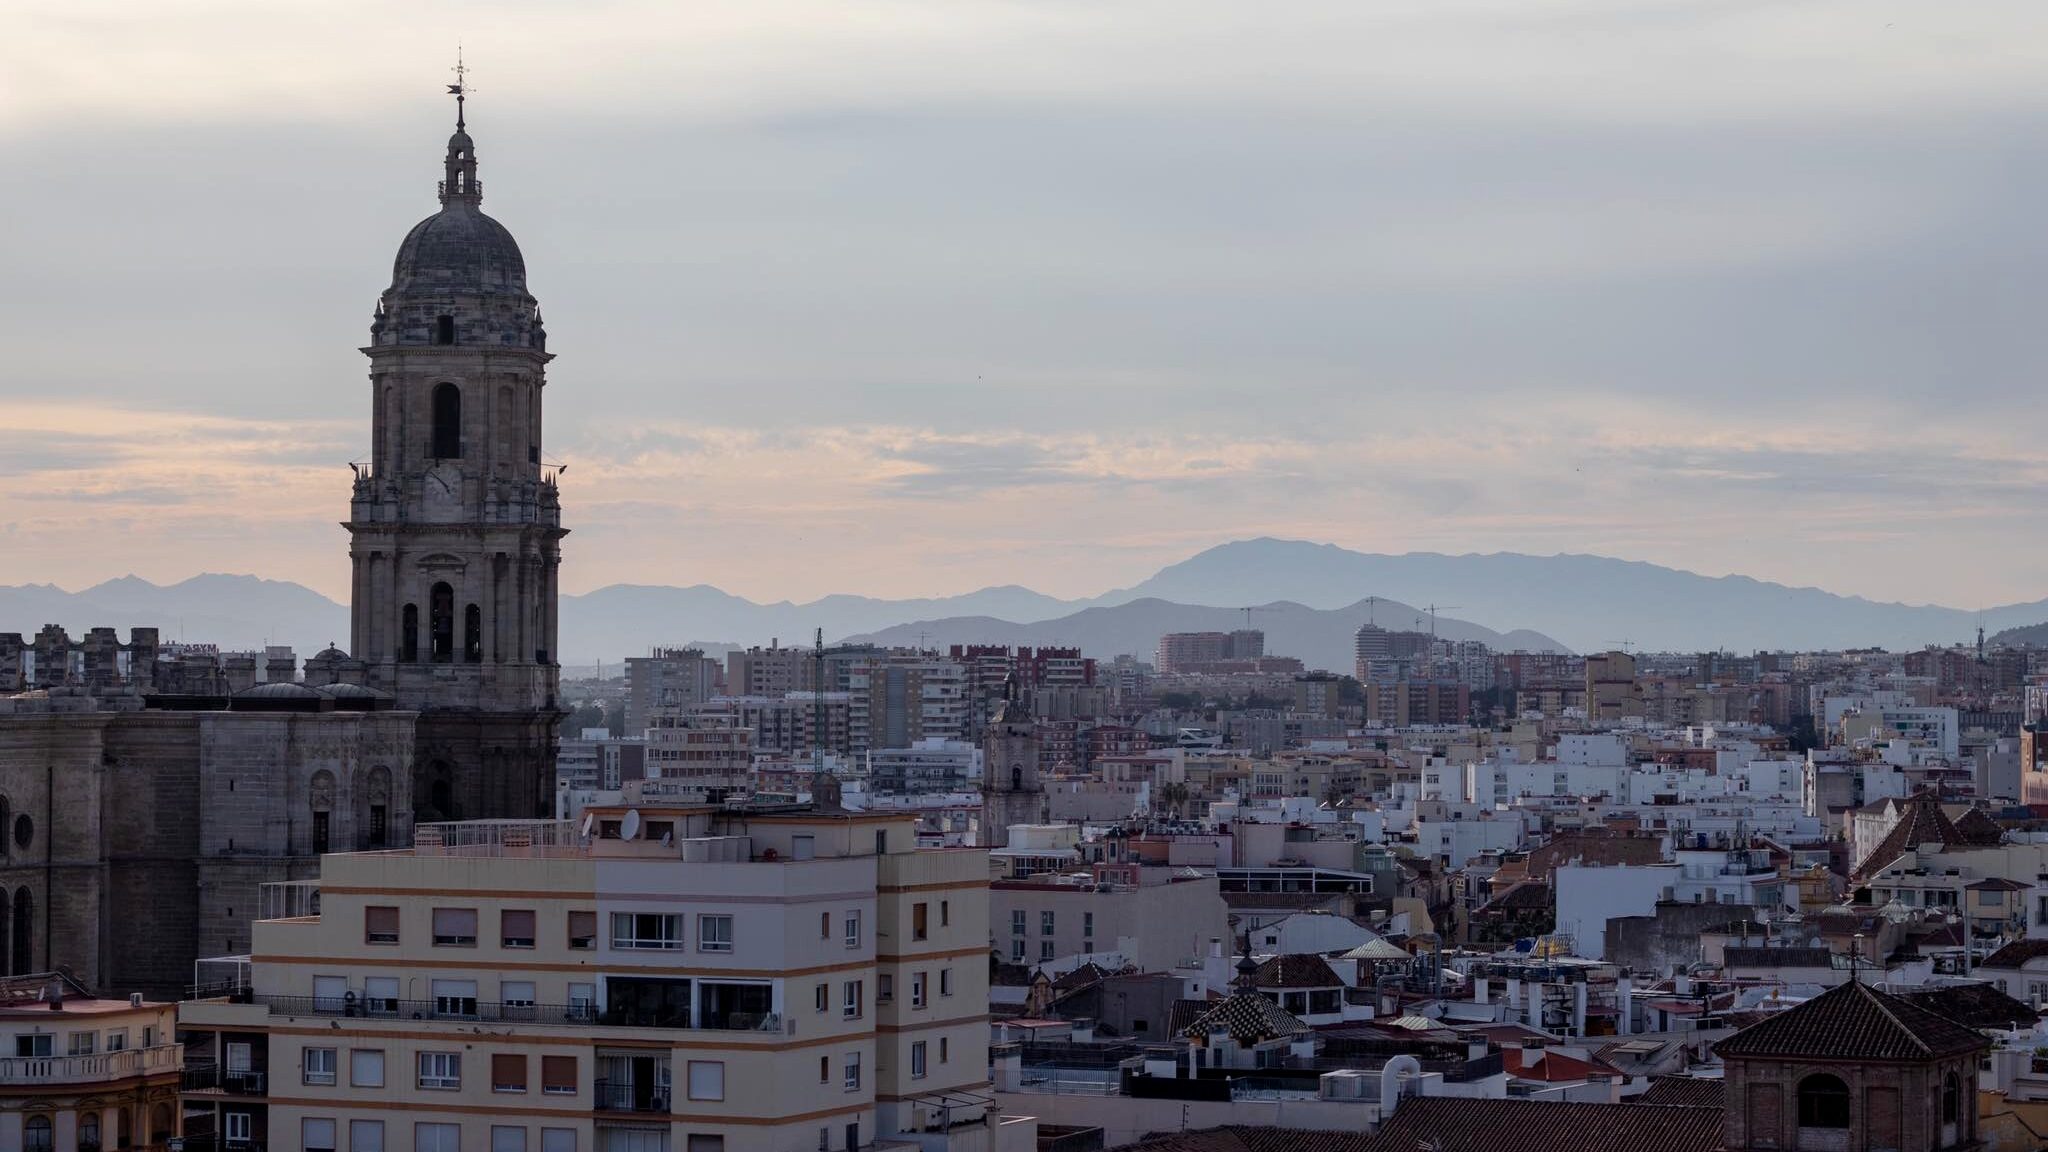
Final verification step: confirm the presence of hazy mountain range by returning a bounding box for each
[5,538,2044,671]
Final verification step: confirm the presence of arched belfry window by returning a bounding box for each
[430,582,455,663]
[401,604,419,663]
[1943,1071,1961,1123]
[434,314,455,345]
[431,383,462,459]
[1797,1073,1851,1129]
[465,603,482,663]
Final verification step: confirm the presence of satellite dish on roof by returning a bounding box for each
[580,812,595,838]
[621,809,643,841]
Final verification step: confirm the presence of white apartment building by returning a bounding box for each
[0,975,182,1151]
[177,805,1009,1152]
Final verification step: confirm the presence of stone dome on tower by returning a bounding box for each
[368,93,545,352]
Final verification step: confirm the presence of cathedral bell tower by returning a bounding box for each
[346,73,564,823]
[979,677,1046,849]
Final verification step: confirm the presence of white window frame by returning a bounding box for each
[417,1050,462,1091]
[844,910,863,948]
[843,979,864,1019]
[843,1052,861,1092]
[304,1045,338,1086]
[911,972,927,1009]
[612,911,685,950]
[698,913,735,953]
[910,1041,927,1080]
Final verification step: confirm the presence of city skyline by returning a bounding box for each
[9,1,2048,607]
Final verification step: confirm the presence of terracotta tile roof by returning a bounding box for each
[1895,983,2041,1030]
[1360,1098,1724,1152]
[1967,877,2032,891]
[1523,831,1668,878]
[1502,1047,1624,1083]
[1980,940,2048,970]
[1712,980,1990,1062]
[1634,1076,1726,1108]
[1166,996,1215,1037]
[1126,1126,1379,1152]
[1052,962,1114,991]
[1253,954,1343,989]
[1477,880,1555,913]
[1723,946,1835,969]
[1853,793,1999,884]
[1183,992,1311,1044]
[1953,807,2008,845]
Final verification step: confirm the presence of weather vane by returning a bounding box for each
[448,47,472,130]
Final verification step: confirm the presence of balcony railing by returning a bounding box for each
[0,1043,183,1085]
[593,1077,672,1113]
[180,1061,267,1094]
[259,994,782,1032]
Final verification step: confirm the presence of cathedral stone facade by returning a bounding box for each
[347,99,564,823]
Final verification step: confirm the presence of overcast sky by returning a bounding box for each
[5,0,2048,608]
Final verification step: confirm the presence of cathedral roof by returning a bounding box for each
[1711,979,1988,1062]
[391,204,527,297]
[385,90,529,304]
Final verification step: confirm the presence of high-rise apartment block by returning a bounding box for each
[178,805,994,1152]
[1155,631,1264,674]
[624,649,725,736]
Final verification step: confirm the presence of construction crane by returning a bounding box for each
[1425,604,1463,637]
[1239,605,1268,630]
[1605,639,1636,655]
[812,628,826,777]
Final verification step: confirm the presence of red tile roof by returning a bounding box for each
[1634,1076,1726,1108]
[1360,1098,1723,1152]
[1253,954,1343,990]
[1502,1047,1624,1083]
[1981,940,2048,970]
[1126,1127,1379,1152]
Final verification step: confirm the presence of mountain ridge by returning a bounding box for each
[7,539,2044,664]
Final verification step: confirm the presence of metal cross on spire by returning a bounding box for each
[448,48,472,130]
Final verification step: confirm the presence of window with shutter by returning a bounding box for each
[349,1120,385,1152]
[542,1054,577,1095]
[492,1127,527,1152]
[303,1118,338,1152]
[501,909,536,948]
[350,1049,384,1088]
[364,906,400,944]
[567,910,596,949]
[431,907,477,946]
[687,1060,725,1101]
[492,1053,527,1093]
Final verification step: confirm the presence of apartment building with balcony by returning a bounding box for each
[0,973,182,1151]
[178,804,1013,1152]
